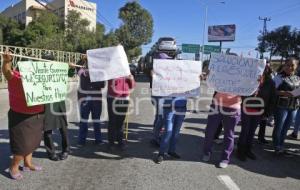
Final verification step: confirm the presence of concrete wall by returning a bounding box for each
[1,0,26,24]
[1,0,45,25]
[49,0,97,31]
[1,0,97,31]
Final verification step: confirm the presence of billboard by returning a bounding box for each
[208,24,236,42]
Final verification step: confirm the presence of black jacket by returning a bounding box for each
[242,78,276,117]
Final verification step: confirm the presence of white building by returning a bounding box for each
[1,0,97,31]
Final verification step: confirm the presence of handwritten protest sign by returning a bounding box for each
[18,61,69,106]
[207,53,266,96]
[87,45,131,82]
[152,59,202,97]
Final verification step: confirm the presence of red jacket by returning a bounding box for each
[108,76,135,98]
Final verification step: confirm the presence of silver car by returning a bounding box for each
[157,37,177,51]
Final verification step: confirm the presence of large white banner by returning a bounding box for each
[152,59,202,97]
[87,45,131,82]
[207,53,266,96]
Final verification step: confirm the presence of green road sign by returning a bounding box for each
[203,45,221,54]
[182,44,201,53]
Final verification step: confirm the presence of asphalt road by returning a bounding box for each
[0,75,299,190]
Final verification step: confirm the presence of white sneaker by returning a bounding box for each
[219,162,228,168]
[202,154,211,162]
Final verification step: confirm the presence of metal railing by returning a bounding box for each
[0,45,83,83]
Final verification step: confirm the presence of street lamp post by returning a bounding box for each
[201,5,208,63]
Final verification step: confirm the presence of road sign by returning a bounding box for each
[203,45,221,54]
[182,44,201,53]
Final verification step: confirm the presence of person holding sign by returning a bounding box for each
[272,57,300,155]
[2,52,44,180]
[77,55,105,146]
[202,92,241,168]
[154,53,189,164]
[237,65,276,161]
[42,53,74,161]
[107,75,135,151]
[149,53,173,147]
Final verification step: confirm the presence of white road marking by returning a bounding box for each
[217,175,240,190]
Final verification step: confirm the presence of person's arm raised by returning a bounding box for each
[1,52,14,81]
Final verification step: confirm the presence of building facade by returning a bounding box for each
[1,0,97,31]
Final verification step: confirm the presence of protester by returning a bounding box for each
[272,57,300,155]
[42,53,74,161]
[107,75,135,150]
[77,55,105,146]
[154,53,189,164]
[237,65,276,161]
[2,52,44,180]
[202,92,242,168]
[155,96,188,164]
[257,65,276,144]
[149,52,172,147]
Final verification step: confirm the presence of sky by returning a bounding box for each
[1,0,300,58]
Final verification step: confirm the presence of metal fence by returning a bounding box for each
[0,45,83,83]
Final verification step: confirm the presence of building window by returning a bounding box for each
[22,12,26,19]
[18,13,21,21]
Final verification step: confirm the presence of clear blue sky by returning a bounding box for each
[1,0,300,58]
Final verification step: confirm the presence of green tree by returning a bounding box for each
[64,10,98,53]
[115,1,153,61]
[258,25,299,62]
[0,15,25,46]
[24,11,64,49]
[101,30,119,47]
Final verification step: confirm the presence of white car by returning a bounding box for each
[157,37,177,51]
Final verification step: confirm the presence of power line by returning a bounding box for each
[80,0,115,30]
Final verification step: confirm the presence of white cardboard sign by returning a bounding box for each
[87,45,131,82]
[152,59,202,97]
[207,53,266,96]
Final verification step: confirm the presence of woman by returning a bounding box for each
[272,57,300,155]
[107,75,135,150]
[156,96,187,164]
[237,65,276,161]
[43,53,73,161]
[2,52,44,180]
[202,92,241,168]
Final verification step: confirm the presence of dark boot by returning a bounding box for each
[236,145,247,161]
[246,146,257,160]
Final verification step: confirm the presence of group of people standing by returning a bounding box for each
[2,50,299,180]
[150,55,300,169]
[2,52,135,180]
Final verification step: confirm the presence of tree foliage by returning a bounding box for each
[258,25,300,60]
[0,2,154,60]
[116,1,153,61]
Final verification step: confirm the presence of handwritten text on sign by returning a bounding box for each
[18,61,69,106]
[87,45,131,82]
[207,53,266,96]
[152,59,202,97]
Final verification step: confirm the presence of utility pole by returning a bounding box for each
[259,16,271,59]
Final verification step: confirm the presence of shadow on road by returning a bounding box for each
[0,119,299,180]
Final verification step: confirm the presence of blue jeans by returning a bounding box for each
[292,109,300,134]
[152,96,164,141]
[273,107,297,151]
[159,106,186,155]
[78,98,102,144]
